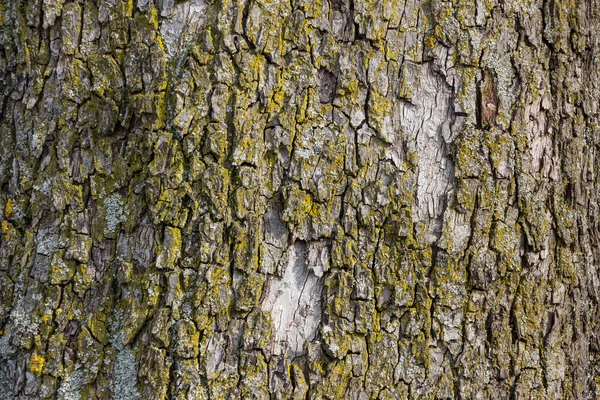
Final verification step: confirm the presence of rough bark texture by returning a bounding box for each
[1,0,600,398]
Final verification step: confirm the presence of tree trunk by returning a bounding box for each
[1,0,599,398]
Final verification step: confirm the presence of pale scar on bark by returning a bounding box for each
[477,69,499,128]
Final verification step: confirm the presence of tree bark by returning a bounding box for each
[1,0,599,398]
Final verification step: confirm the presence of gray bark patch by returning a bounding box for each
[159,0,208,60]
[318,68,337,104]
[398,62,459,240]
[261,241,324,357]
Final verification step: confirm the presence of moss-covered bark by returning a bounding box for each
[1,0,599,398]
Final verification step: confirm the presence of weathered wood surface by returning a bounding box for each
[1,0,600,398]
